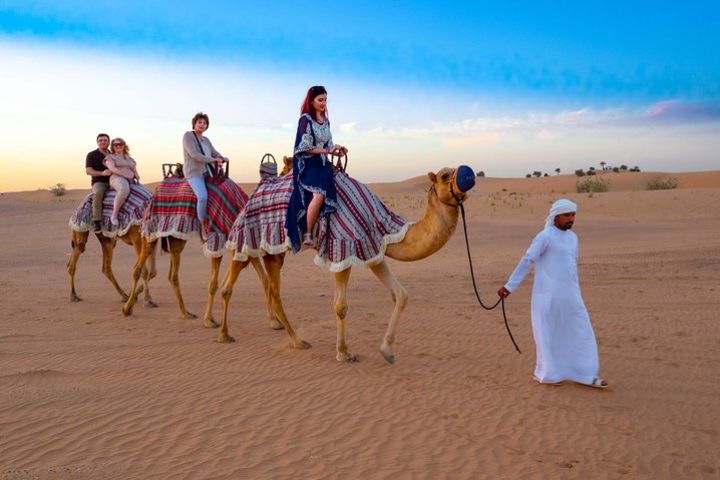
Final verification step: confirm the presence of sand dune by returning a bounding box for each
[1,171,718,478]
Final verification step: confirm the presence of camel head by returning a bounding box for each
[427,165,476,207]
[281,156,293,176]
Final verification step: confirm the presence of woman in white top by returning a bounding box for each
[182,112,228,221]
[103,137,140,226]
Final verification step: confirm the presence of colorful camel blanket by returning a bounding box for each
[69,183,153,237]
[225,172,410,272]
[142,177,249,258]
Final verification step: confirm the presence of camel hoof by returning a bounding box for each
[184,312,198,320]
[144,300,158,308]
[380,345,395,364]
[337,352,359,363]
[294,339,312,350]
[215,334,235,344]
[203,318,220,329]
[70,293,82,302]
[269,319,284,330]
[122,304,133,317]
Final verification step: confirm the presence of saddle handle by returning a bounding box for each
[331,152,348,172]
[260,153,277,166]
[162,163,184,178]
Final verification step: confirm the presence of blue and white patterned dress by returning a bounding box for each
[285,113,339,251]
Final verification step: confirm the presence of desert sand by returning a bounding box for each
[1,170,719,479]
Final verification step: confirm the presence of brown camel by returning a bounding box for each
[122,235,278,330]
[68,226,157,307]
[216,167,469,363]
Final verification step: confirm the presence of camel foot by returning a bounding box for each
[203,318,220,329]
[120,293,130,303]
[293,339,312,350]
[215,333,235,344]
[122,303,133,317]
[336,351,359,363]
[380,344,396,364]
[183,312,198,320]
[70,293,82,302]
[144,300,158,308]
[269,318,284,330]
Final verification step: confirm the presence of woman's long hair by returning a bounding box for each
[300,85,328,121]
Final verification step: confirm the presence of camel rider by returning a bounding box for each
[86,133,112,233]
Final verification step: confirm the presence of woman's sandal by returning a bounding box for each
[586,377,609,389]
[302,233,315,248]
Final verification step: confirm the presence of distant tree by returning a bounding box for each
[612,167,620,173]
[600,161,606,170]
[543,173,549,177]
[526,174,532,178]
[630,166,641,172]
[587,169,597,176]
[476,171,485,177]
[575,169,586,177]
[555,167,561,175]
[533,171,542,178]
[620,165,628,171]
[588,166,596,171]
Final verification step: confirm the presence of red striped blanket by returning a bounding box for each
[69,184,152,237]
[226,171,409,271]
[142,177,249,257]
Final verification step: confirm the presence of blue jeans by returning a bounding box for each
[187,176,208,221]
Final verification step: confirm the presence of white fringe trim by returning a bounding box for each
[68,218,143,238]
[228,237,293,262]
[313,221,412,272]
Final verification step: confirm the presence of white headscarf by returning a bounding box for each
[545,199,577,228]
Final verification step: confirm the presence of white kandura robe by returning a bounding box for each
[504,226,599,384]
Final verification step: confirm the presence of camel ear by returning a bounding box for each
[427,172,437,183]
[284,156,292,166]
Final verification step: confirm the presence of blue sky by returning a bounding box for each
[1,1,719,190]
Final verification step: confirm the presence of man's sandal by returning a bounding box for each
[585,377,609,389]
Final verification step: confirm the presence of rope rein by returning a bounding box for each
[450,184,522,354]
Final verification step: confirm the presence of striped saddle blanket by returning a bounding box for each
[226,172,410,272]
[69,183,153,237]
[142,176,249,257]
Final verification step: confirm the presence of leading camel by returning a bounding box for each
[217,167,473,363]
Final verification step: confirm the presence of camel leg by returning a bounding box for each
[132,237,157,308]
[167,238,196,319]
[263,254,311,349]
[123,237,154,316]
[369,260,408,364]
[250,256,283,330]
[202,256,222,328]
[98,234,128,302]
[68,231,89,302]
[333,267,358,362]
[216,258,250,343]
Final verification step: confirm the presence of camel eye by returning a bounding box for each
[440,173,451,182]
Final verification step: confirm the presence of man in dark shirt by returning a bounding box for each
[85,133,112,232]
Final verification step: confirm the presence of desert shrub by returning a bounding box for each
[533,171,542,178]
[526,174,532,178]
[646,177,678,190]
[575,169,586,177]
[49,183,66,196]
[576,177,608,193]
[476,171,485,177]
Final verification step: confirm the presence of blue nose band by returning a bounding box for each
[455,165,476,193]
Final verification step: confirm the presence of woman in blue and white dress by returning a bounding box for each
[286,85,347,251]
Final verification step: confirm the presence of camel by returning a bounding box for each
[121,174,279,331]
[68,227,158,306]
[217,166,473,363]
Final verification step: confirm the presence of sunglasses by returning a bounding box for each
[112,143,124,147]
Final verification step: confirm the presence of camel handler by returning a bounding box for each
[497,199,608,389]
